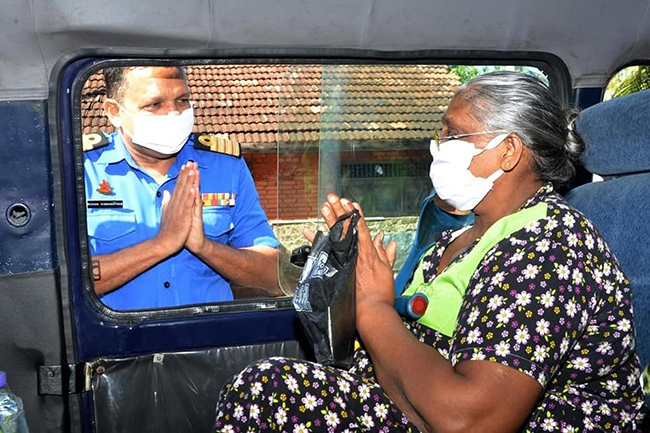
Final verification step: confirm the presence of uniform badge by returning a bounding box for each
[97,179,114,195]
[202,193,236,207]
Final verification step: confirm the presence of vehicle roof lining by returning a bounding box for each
[2,0,650,100]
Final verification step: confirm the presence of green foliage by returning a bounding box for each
[448,65,482,83]
[609,66,650,99]
[449,65,549,86]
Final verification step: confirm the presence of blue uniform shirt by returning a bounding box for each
[84,132,280,310]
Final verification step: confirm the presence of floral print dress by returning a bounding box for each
[215,184,648,432]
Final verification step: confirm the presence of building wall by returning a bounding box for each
[245,151,320,221]
[245,147,430,220]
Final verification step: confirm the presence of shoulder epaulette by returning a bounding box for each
[82,131,110,152]
[194,133,241,158]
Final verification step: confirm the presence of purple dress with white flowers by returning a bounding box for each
[215,184,648,432]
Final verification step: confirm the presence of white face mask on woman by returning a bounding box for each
[122,106,195,155]
[429,133,508,211]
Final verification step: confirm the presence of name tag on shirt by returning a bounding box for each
[87,199,124,209]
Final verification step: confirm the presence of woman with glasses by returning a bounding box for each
[215,71,648,432]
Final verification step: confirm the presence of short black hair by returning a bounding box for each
[103,66,187,102]
[103,67,130,102]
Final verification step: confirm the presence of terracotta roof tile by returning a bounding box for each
[82,64,461,144]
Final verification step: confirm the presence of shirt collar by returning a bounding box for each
[167,135,208,178]
[95,133,207,173]
[520,182,554,210]
[95,132,134,166]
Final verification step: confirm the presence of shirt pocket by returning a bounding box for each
[202,206,234,244]
[87,209,138,254]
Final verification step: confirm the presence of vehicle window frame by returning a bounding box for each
[61,50,571,322]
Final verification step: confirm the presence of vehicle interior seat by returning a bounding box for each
[565,89,650,404]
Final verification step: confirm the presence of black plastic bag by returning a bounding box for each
[292,209,360,369]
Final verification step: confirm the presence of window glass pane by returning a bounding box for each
[80,62,550,309]
[276,64,549,274]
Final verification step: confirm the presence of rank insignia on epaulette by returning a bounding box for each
[202,192,236,207]
[82,131,110,151]
[195,133,241,158]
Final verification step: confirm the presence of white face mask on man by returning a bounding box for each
[121,106,195,155]
[429,133,509,211]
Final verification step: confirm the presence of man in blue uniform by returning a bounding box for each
[83,65,280,310]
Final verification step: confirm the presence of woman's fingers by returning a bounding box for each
[368,231,397,269]
[340,198,355,212]
[385,240,398,268]
[319,203,337,228]
[318,195,390,257]
[372,232,392,267]
[354,208,373,248]
[320,194,358,241]
[351,202,364,217]
[302,227,316,243]
[326,193,347,217]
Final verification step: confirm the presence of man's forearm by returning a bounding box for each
[92,238,171,295]
[195,240,280,291]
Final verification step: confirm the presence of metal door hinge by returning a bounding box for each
[38,360,106,395]
[83,359,106,392]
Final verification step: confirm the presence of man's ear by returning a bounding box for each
[501,133,524,172]
[103,99,123,128]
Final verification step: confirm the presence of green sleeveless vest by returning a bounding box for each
[402,202,548,337]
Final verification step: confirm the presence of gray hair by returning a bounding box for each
[454,71,584,188]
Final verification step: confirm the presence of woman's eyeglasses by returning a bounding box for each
[432,130,509,149]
